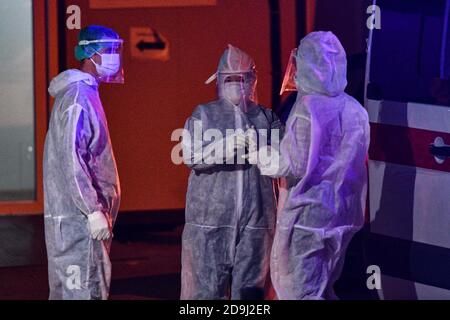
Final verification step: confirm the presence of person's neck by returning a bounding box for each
[80,60,99,82]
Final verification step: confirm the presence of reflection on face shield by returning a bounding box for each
[79,38,124,83]
[205,44,258,106]
[220,72,257,108]
[280,48,298,95]
[223,75,245,105]
[224,74,245,83]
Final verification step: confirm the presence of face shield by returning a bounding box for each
[280,48,298,95]
[205,44,258,111]
[216,71,257,109]
[78,39,124,84]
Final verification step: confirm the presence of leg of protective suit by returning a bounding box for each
[230,225,272,300]
[45,217,62,300]
[271,222,297,300]
[45,215,112,300]
[323,232,354,300]
[323,256,344,300]
[181,224,233,299]
[273,221,354,300]
[271,222,330,300]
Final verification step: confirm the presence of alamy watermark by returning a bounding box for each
[66,265,81,290]
[367,5,381,30]
[66,5,81,30]
[170,121,281,168]
[366,264,382,290]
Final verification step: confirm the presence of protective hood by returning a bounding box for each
[296,31,347,96]
[205,44,256,84]
[205,44,258,106]
[48,69,98,97]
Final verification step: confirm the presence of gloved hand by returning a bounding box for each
[258,145,278,170]
[245,128,258,164]
[202,132,247,164]
[243,145,281,174]
[225,132,247,162]
[231,132,248,149]
[88,211,112,241]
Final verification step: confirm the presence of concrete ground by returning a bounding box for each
[0,213,374,300]
[0,224,183,300]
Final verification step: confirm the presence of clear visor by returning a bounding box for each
[80,39,124,84]
[217,71,258,105]
[280,48,298,95]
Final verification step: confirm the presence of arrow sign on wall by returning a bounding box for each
[137,40,166,51]
[130,27,170,61]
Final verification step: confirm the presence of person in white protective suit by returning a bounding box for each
[44,25,123,300]
[253,31,370,299]
[181,44,283,300]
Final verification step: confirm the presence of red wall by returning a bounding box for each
[64,0,297,211]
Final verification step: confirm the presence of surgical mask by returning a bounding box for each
[91,53,121,77]
[223,82,244,105]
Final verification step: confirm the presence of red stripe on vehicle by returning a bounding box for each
[369,123,450,173]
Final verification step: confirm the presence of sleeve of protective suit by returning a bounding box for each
[282,112,311,178]
[61,103,104,216]
[259,108,284,142]
[182,114,235,172]
[269,109,284,142]
[259,109,310,179]
[266,109,286,201]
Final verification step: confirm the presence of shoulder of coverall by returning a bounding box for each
[57,82,99,120]
[190,100,227,119]
[295,93,334,114]
[283,95,313,123]
[341,94,369,127]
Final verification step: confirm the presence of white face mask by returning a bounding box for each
[91,53,121,77]
[223,82,244,105]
